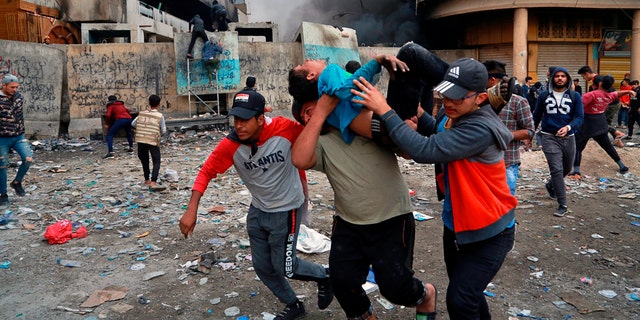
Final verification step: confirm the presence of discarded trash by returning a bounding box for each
[376,297,394,310]
[0,260,10,269]
[143,271,166,281]
[527,256,539,262]
[210,298,221,305]
[483,291,496,297]
[224,306,240,317]
[0,211,14,225]
[57,258,83,267]
[530,271,544,278]
[135,231,150,238]
[625,212,640,219]
[130,263,146,271]
[591,234,604,239]
[164,168,179,182]
[413,211,434,221]
[628,293,640,301]
[118,230,131,238]
[44,220,87,244]
[81,285,128,307]
[598,290,617,299]
[138,296,151,304]
[580,277,592,285]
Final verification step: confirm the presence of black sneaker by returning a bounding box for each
[317,277,333,310]
[103,153,115,159]
[554,205,568,217]
[275,300,305,320]
[10,180,25,196]
[623,136,633,140]
[0,194,8,205]
[544,181,556,199]
[620,166,629,174]
[127,147,134,152]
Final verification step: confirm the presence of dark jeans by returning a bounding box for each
[540,133,575,207]
[443,226,515,320]
[106,118,133,153]
[574,132,621,168]
[629,106,640,136]
[329,213,425,318]
[247,204,327,305]
[386,43,449,119]
[136,143,161,182]
[187,30,208,55]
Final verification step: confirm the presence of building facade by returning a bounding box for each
[419,0,640,88]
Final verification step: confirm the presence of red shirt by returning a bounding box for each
[582,90,619,114]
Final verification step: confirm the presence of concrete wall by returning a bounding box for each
[66,43,178,136]
[2,38,475,138]
[238,42,300,116]
[0,40,64,138]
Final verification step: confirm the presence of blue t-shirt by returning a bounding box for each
[317,61,381,143]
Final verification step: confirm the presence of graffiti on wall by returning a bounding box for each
[67,46,175,119]
[0,55,60,118]
[238,53,295,111]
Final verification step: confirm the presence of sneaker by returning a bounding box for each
[127,147,134,153]
[317,276,333,310]
[554,205,568,217]
[274,300,305,320]
[620,166,629,174]
[103,153,115,159]
[544,181,556,199]
[0,194,8,205]
[10,180,25,196]
[623,136,633,140]
[186,53,193,59]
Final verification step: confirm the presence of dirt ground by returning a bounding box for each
[0,131,639,320]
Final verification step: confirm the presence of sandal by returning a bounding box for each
[568,172,581,180]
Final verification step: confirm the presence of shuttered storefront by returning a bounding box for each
[478,44,513,75]
[598,56,631,90]
[536,43,588,90]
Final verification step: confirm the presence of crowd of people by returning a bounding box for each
[4,35,638,319]
[175,42,637,319]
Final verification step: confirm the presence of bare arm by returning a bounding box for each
[179,190,203,238]
[291,94,339,169]
[350,77,393,115]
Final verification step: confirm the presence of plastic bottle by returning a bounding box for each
[57,258,83,267]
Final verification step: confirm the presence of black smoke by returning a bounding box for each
[252,0,422,46]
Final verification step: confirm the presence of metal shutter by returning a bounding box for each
[537,43,588,90]
[598,57,631,90]
[478,44,513,76]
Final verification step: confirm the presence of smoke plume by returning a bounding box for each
[248,0,419,46]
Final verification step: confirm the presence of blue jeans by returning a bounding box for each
[0,134,33,194]
[443,226,515,320]
[106,118,133,153]
[505,164,519,195]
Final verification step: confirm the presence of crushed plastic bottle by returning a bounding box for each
[57,258,83,267]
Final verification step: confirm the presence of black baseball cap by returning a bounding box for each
[434,58,488,99]
[229,89,265,119]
